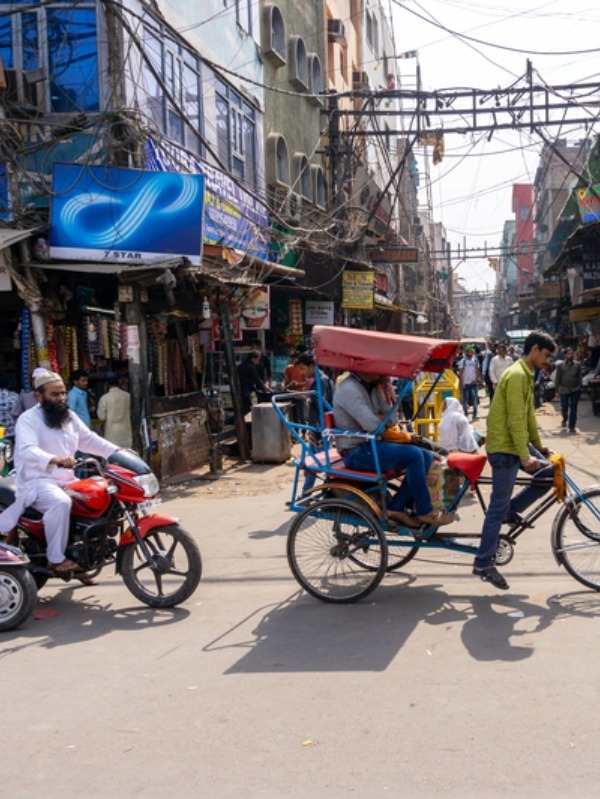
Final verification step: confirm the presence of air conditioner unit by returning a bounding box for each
[328,19,346,45]
[287,191,302,222]
[353,71,369,91]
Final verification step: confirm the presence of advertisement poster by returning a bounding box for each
[342,271,375,309]
[240,287,270,331]
[50,164,205,265]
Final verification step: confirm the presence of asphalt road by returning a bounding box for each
[1,395,599,799]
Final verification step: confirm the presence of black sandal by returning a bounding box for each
[472,565,509,590]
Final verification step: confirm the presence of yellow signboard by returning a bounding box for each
[342,271,375,309]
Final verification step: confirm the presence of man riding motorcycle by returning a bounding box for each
[0,371,118,574]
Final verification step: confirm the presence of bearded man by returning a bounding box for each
[0,371,118,573]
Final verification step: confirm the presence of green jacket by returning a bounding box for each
[486,359,542,460]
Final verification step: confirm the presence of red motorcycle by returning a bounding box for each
[0,542,37,631]
[0,450,201,609]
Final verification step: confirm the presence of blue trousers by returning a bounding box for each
[461,384,479,417]
[474,445,553,568]
[560,391,580,431]
[343,442,434,515]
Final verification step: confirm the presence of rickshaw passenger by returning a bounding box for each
[333,372,454,528]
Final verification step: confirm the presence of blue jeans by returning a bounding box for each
[474,445,553,568]
[343,442,434,515]
[560,391,580,430]
[461,384,479,417]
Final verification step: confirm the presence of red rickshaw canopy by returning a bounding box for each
[312,326,459,378]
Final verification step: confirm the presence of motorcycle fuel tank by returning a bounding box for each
[65,477,111,517]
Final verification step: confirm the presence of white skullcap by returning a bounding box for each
[34,371,63,390]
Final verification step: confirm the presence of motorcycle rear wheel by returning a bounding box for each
[120,524,202,608]
[0,566,37,632]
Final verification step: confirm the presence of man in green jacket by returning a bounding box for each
[473,331,556,590]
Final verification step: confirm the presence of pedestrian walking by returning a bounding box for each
[458,346,481,420]
[556,346,583,433]
[97,373,133,448]
[488,342,513,398]
[472,330,556,591]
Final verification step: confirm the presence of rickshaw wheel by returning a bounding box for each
[287,498,388,603]
[552,487,600,591]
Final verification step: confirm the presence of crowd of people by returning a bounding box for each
[0,367,132,449]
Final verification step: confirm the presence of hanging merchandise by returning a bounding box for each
[21,308,31,391]
[288,299,303,336]
[45,317,60,374]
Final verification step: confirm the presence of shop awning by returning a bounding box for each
[0,227,37,250]
[374,300,411,313]
[201,244,306,281]
[22,257,183,275]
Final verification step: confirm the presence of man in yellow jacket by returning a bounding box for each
[473,331,556,590]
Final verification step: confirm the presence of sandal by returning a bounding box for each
[417,510,455,527]
[472,565,509,590]
[48,558,84,574]
[387,510,421,529]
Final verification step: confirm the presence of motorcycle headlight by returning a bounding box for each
[134,473,160,498]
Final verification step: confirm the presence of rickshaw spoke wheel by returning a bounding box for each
[553,488,600,590]
[287,498,388,603]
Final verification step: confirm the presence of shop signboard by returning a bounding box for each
[342,271,374,309]
[49,164,205,265]
[576,186,600,223]
[305,301,334,326]
[145,138,269,259]
[582,258,600,290]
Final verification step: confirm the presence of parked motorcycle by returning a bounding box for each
[0,450,202,609]
[0,542,37,632]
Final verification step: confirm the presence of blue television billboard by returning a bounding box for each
[49,164,204,265]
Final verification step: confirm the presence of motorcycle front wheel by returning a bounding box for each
[120,524,202,608]
[0,566,37,632]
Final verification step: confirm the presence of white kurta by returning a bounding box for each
[0,405,118,562]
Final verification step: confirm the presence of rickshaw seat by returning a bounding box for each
[446,452,487,485]
[301,448,401,482]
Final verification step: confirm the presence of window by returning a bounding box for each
[235,0,252,35]
[292,153,310,198]
[142,22,203,155]
[310,164,326,208]
[266,132,289,186]
[216,78,257,188]
[307,53,323,104]
[0,0,99,113]
[261,3,285,65]
[288,35,308,91]
[520,204,530,221]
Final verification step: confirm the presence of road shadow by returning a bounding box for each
[0,583,190,655]
[204,582,600,674]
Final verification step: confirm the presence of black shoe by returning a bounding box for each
[472,565,509,590]
[503,511,524,528]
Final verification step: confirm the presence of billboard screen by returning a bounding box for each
[49,164,204,265]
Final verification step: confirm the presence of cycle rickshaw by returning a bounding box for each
[271,326,600,603]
